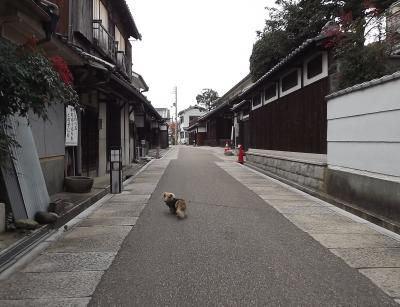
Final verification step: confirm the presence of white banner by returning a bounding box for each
[65,105,78,146]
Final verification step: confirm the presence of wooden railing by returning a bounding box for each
[92,20,117,60]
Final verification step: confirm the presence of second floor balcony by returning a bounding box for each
[93,20,117,60]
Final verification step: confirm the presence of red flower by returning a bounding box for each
[49,56,73,84]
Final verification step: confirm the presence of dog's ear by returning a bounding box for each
[162,192,166,197]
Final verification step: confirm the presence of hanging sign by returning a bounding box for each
[65,105,78,146]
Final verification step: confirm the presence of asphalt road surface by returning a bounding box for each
[89,147,397,306]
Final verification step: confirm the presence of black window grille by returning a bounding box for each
[307,54,323,79]
[264,84,277,101]
[282,70,299,92]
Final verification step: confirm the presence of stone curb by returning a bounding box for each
[0,159,156,274]
[244,161,400,235]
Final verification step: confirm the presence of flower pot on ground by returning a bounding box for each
[64,176,94,193]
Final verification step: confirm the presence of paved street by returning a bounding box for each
[0,146,400,306]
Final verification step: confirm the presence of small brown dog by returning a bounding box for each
[162,192,187,219]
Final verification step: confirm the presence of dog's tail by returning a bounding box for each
[176,208,185,219]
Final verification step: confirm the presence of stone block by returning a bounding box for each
[283,170,291,180]
[15,219,40,230]
[295,163,302,175]
[289,162,297,174]
[304,177,313,187]
[300,164,308,176]
[297,175,306,185]
[306,165,316,178]
[309,178,320,190]
[284,161,292,172]
[314,166,326,180]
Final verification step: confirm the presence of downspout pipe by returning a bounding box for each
[68,0,73,43]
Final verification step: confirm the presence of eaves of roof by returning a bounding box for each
[187,121,199,131]
[218,73,252,102]
[326,70,400,100]
[178,105,206,116]
[231,99,249,112]
[62,41,163,121]
[197,101,231,122]
[240,35,328,98]
[114,0,141,39]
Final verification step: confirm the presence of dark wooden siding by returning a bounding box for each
[73,0,93,42]
[205,116,231,146]
[250,78,328,154]
[81,108,99,176]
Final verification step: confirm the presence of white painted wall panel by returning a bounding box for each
[328,110,400,142]
[327,77,400,178]
[328,142,400,177]
[327,78,400,119]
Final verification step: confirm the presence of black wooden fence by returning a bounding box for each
[249,78,328,154]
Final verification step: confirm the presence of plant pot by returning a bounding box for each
[64,176,94,193]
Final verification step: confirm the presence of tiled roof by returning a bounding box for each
[326,70,400,100]
[240,35,328,98]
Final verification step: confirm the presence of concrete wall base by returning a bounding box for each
[326,168,400,229]
[244,149,400,233]
[246,149,327,192]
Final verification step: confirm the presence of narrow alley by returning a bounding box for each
[0,147,399,306]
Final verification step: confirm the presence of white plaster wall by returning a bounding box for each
[98,102,107,176]
[181,108,206,129]
[327,78,400,177]
[179,108,206,143]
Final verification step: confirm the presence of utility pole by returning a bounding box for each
[173,86,178,145]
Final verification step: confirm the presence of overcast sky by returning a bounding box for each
[127,0,274,115]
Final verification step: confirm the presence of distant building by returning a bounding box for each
[177,106,206,144]
[155,108,171,148]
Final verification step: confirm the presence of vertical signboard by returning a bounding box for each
[65,105,78,146]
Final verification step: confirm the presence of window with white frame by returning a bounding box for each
[264,83,278,104]
[280,68,301,97]
[303,51,328,86]
[252,92,262,110]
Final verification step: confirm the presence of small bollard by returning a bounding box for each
[156,146,160,159]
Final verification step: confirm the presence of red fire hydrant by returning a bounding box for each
[237,144,244,164]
